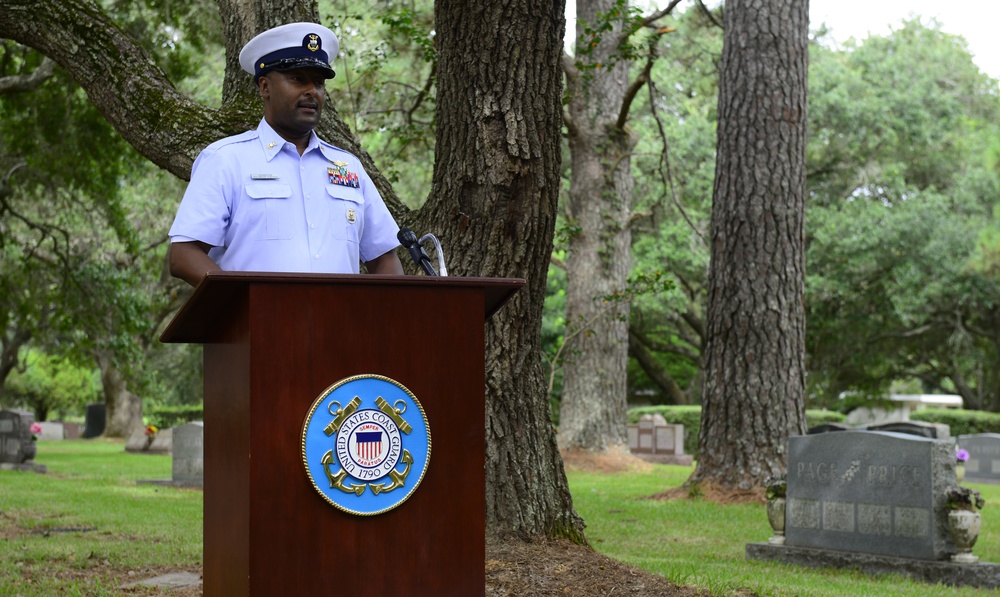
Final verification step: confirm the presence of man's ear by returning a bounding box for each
[257,75,269,100]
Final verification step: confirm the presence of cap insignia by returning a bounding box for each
[307,34,320,52]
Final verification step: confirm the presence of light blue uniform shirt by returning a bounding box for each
[169,118,399,274]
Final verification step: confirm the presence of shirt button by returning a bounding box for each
[315,254,320,259]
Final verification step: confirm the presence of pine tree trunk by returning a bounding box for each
[430,0,585,540]
[557,0,634,453]
[693,0,809,490]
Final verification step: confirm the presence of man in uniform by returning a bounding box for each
[168,22,403,286]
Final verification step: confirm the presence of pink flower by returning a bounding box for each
[29,422,43,435]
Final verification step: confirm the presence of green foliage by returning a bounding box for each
[946,485,986,511]
[324,0,436,207]
[572,0,646,80]
[0,17,201,405]
[805,409,849,427]
[3,349,100,420]
[911,408,1000,436]
[764,474,786,500]
[805,20,1000,409]
[145,404,204,429]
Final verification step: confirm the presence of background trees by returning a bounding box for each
[1,0,999,523]
[556,0,684,453]
[805,20,1000,410]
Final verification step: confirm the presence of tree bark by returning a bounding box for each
[430,0,584,540]
[556,0,635,453]
[96,351,143,438]
[692,0,808,490]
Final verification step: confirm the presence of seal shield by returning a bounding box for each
[301,374,431,515]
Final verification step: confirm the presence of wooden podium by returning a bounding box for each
[160,272,522,596]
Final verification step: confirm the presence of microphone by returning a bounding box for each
[397,227,438,276]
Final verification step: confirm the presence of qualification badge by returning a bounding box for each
[301,374,431,516]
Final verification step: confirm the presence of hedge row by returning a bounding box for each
[146,405,204,429]
[910,408,1000,437]
[627,405,846,459]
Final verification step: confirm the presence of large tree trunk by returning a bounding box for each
[556,0,635,453]
[96,351,143,438]
[429,0,584,540]
[692,0,809,491]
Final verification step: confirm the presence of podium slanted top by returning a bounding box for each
[160,271,525,344]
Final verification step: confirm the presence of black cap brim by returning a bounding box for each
[262,56,336,79]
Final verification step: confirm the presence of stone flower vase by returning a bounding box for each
[948,509,981,564]
[956,463,966,483]
[766,497,786,545]
[21,440,37,463]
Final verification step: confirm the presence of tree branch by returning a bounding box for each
[0,56,55,94]
[616,53,652,130]
[696,0,723,29]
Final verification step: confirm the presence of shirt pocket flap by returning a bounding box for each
[326,186,365,205]
[246,183,292,199]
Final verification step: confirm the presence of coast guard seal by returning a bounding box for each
[301,374,431,516]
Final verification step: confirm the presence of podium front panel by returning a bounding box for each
[201,279,488,596]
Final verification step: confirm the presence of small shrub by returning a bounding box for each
[911,408,1000,436]
[145,405,204,429]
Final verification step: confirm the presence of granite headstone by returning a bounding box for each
[786,431,956,560]
[958,434,1000,485]
[36,422,64,441]
[83,403,106,438]
[0,410,34,464]
[627,414,692,465]
[61,422,82,440]
[172,422,204,486]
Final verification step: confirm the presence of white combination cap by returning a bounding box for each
[239,22,339,80]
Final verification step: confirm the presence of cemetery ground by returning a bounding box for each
[2,444,1000,596]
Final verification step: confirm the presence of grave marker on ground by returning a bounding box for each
[172,422,204,487]
[627,414,692,465]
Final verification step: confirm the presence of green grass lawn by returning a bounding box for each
[0,439,202,596]
[566,463,1000,596]
[3,441,1000,595]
